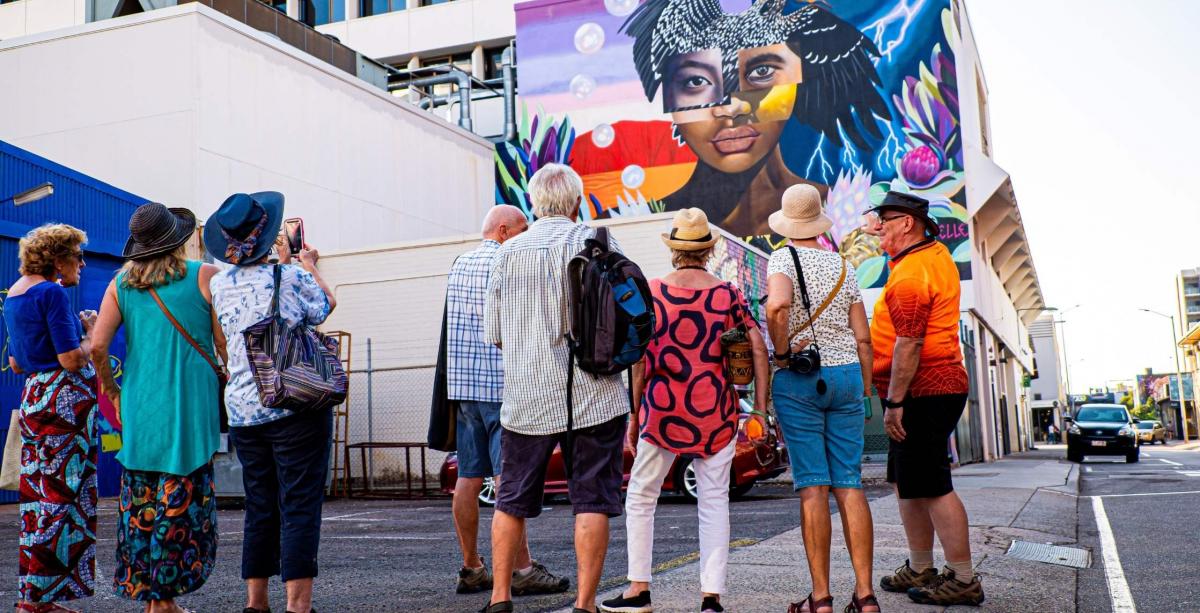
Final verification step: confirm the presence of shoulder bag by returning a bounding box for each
[242,265,348,413]
[149,288,230,433]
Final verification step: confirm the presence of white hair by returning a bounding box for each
[529,164,583,219]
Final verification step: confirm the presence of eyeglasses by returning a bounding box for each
[878,215,908,224]
[864,212,909,226]
[71,252,84,263]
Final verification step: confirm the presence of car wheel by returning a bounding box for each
[1126,449,1139,463]
[674,461,699,502]
[478,476,497,506]
[1067,445,1082,463]
[731,482,755,500]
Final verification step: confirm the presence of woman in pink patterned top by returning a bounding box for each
[601,209,769,613]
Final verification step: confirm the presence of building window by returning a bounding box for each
[259,0,286,13]
[1034,393,1043,401]
[302,0,344,26]
[361,0,403,17]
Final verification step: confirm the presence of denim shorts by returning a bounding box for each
[456,401,503,479]
[772,363,865,490]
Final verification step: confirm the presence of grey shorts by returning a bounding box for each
[495,416,627,519]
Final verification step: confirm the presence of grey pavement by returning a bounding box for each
[588,448,1081,613]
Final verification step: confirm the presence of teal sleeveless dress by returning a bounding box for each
[115,260,220,475]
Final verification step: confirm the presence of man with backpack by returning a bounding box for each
[482,164,651,613]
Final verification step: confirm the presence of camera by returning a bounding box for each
[788,345,821,374]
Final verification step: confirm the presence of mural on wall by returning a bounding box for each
[503,0,970,289]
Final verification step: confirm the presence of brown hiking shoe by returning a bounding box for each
[907,566,985,606]
[511,561,569,595]
[457,562,493,594]
[879,559,939,593]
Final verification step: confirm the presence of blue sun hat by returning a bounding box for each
[203,191,285,265]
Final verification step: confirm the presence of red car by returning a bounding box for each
[439,399,790,504]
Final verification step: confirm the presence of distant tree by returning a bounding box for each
[1131,397,1158,421]
[1119,393,1135,412]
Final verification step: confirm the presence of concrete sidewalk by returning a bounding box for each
[585,449,1079,612]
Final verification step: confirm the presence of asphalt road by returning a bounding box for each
[0,480,889,612]
[1075,441,1200,613]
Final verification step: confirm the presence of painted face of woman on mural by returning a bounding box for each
[670,43,803,175]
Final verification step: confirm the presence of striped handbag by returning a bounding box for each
[243,265,347,412]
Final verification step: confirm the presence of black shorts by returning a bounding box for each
[886,394,968,500]
[496,415,627,519]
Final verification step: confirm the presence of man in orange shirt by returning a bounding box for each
[867,191,984,607]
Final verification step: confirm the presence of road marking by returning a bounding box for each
[1180,471,1200,477]
[1090,489,1200,499]
[1091,497,1137,612]
[1159,458,1182,466]
[1141,452,1152,457]
[593,538,760,594]
[1085,467,1093,473]
[323,535,450,540]
[323,510,390,521]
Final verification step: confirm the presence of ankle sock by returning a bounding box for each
[910,550,934,572]
[514,565,534,577]
[946,559,975,582]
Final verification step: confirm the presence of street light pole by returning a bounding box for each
[1140,308,1190,442]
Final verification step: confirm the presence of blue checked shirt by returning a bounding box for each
[446,239,505,403]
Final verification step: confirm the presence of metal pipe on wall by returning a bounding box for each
[501,44,516,142]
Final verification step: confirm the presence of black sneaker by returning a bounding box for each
[599,590,653,613]
[701,596,724,612]
[480,601,514,613]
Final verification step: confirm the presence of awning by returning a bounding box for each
[969,156,1045,320]
[1180,323,1200,348]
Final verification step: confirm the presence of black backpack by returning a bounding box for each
[562,227,654,474]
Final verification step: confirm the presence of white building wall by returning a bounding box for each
[318,213,764,476]
[0,4,495,251]
[0,0,86,40]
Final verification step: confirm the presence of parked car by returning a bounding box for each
[1135,420,1167,445]
[1066,404,1140,463]
[440,399,790,505]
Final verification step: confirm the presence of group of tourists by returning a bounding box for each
[449,164,985,613]
[4,192,334,613]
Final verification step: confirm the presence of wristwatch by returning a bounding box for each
[881,397,904,409]
[772,350,791,363]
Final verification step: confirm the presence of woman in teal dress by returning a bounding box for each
[90,203,224,613]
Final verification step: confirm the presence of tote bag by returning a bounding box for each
[243,265,348,412]
[0,410,22,490]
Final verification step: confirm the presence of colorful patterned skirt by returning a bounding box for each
[113,462,217,601]
[18,367,98,603]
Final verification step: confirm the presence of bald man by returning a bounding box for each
[445,205,567,597]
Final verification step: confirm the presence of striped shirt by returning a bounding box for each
[446,240,504,403]
[484,217,630,435]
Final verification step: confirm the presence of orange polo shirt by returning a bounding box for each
[871,240,969,398]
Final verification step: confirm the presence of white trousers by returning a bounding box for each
[624,438,735,594]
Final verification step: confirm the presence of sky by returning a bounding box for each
[965,0,1200,394]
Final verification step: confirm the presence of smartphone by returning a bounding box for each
[283,218,304,255]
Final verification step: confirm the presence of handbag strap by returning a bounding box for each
[148,287,224,377]
[786,247,847,340]
[271,264,283,319]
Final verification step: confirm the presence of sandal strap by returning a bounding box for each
[845,592,881,612]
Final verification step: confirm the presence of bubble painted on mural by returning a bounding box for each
[604,0,638,18]
[569,74,597,99]
[591,123,615,148]
[621,165,645,190]
[574,22,605,55]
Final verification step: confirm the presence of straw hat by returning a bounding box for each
[768,184,832,239]
[661,208,719,251]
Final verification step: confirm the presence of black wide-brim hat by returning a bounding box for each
[203,191,285,265]
[867,190,940,237]
[123,203,197,261]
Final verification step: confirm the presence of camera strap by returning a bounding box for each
[788,246,827,395]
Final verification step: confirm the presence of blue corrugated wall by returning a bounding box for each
[0,140,146,502]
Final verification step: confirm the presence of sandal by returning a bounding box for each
[844,592,881,613]
[787,593,833,613]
